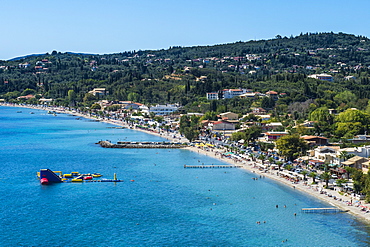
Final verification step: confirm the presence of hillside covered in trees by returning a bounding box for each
[2,32,370,127]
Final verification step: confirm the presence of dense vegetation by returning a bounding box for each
[2,32,370,141]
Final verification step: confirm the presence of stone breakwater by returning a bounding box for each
[97,140,186,149]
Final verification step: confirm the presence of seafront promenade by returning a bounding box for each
[2,102,370,224]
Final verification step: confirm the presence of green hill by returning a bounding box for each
[1,32,370,114]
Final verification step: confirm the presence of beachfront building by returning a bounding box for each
[140,104,180,116]
[341,156,369,170]
[309,145,370,169]
[39,98,53,104]
[118,101,142,110]
[311,146,340,165]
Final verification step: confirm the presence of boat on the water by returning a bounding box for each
[37,169,122,184]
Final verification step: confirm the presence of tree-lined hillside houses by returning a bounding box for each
[207,88,285,103]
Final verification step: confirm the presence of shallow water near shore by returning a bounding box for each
[1,106,370,246]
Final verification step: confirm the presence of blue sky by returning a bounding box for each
[2,0,370,60]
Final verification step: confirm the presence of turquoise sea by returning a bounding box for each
[0,106,369,247]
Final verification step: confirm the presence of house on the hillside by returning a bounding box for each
[223,89,248,99]
[342,156,369,170]
[266,91,279,100]
[89,88,108,96]
[295,120,316,129]
[119,101,142,110]
[349,135,370,144]
[219,112,238,120]
[206,92,219,100]
[251,107,267,114]
[340,146,370,158]
[212,121,236,131]
[17,95,34,100]
[265,131,288,141]
[308,74,333,82]
[345,76,356,80]
[200,120,215,129]
[207,88,250,100]
[262,122,283,131]
[301,136,329,146]
[362,160,370,174]
[239,92,257,99]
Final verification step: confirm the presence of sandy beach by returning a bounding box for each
[185,145,370,223]
[3,103,370,223]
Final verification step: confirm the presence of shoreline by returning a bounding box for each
[2,103,370,223]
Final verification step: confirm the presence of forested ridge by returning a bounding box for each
[1,32,370,118]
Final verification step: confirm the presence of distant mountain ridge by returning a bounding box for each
[6,32,370,62]
[8,52,97,61]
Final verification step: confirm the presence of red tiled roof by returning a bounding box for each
[301,136,328,140]
[266,91,278,94]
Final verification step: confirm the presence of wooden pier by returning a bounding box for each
[97,140,186,149]
[184,165,242,169]
[301,208,348,213]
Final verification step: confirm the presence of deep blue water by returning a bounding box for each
[0,106,369,247]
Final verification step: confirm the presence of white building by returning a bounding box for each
[141,104,179,116]
[88,88,108,96]
[222,89,249,99]
[308,74,333,82]
[207,88,251,100]
[206,92,219,100]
